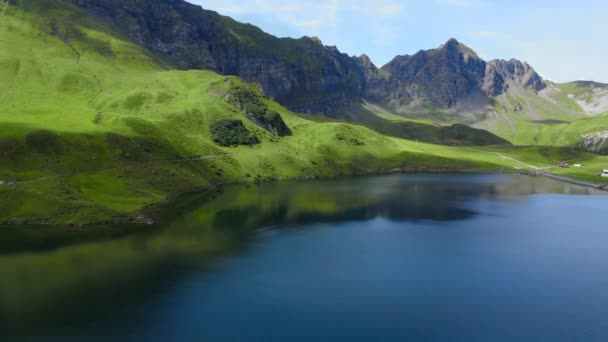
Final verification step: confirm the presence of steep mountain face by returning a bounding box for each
[364,39,547,109]
[372,39,488,108]
[484,59,546,95]
[64,0,367,114]
[62,1,548,116]
[353,54,387,101]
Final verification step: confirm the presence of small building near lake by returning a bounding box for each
[602,170,608,178]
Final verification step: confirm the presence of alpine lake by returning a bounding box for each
[2,174,608,341]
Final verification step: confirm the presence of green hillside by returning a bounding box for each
[557,81,608,113]
[465,83,608,150]
[0,0,606,224]
[332,102,512,146]
[370,73,608,153]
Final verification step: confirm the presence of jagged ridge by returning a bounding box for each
[363,38,546,109]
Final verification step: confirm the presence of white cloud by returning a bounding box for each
[198,0,302,17]
[196,0,341,33]
[196,0,402,34]
[291,0,342,31]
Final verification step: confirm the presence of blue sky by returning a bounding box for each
[192,0,608,83]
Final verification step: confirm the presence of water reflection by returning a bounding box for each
[0,174,603,337]
[175,174,602,228]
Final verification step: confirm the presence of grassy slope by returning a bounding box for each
[557,81,608,113]
[333,101,512,146]
[367,82,605,149]
[0,1,606,224]
[551,155,608,183]
[469,83,608,150]
[364,76,606,151]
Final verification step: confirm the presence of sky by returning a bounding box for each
[190,0,608,83]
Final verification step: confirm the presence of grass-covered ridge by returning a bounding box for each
[334,102,512,146]
[1,0,606,224]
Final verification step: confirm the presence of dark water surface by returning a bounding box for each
[2,174,608,341]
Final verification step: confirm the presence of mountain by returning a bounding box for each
[25,0,606,134]
[370,39,489,108]
[354,39,608,155]
[362,39,546,111]
[38,0,550,119]
[64,0,367,114]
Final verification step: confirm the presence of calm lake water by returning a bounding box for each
[2,174,608,341]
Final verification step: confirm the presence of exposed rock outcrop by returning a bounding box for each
[364,39,546,109]
[484,59,546,94]
[580,130,608,154]
[368,38,488,108]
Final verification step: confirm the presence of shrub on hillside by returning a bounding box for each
[211,120,259,147]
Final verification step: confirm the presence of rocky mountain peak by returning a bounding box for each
[437,38,462,53]
[438,38,480,59]
[485,59,546,93]
[354,54,380,79]
[355,54,375,68]
[372,39,487,108]
[367,39,548,108]
[309,36,323,45]
[445,37,460,45]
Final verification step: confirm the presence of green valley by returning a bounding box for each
[1,0,607,225]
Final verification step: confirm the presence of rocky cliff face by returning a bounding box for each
[364,39,547,109]
[65,0,367,114]
[484,59,546,95]
[369,39,488,108]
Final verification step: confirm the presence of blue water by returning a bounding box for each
[3,174,608,341]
